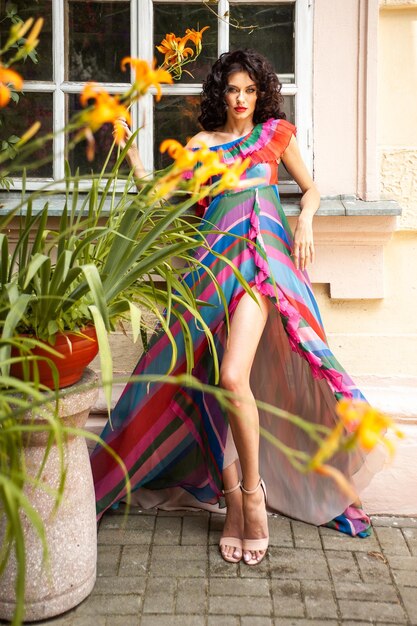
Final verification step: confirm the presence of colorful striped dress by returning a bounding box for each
[91,118,378,536]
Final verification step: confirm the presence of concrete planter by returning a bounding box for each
[0,368,99,622]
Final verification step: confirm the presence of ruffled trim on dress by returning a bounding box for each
[247,189,354,401]
[218,117,297,166]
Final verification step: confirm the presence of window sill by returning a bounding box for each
[1,193,401,300]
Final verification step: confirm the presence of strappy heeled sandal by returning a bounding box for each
[241,478,269,566]
[219,481,243,564]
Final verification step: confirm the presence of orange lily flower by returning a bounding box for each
[121,57,173,101]
[80,84,131,137]
[156,33,194,67]
[184,26,210,53]
[0,65,23,108]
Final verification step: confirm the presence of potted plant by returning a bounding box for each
[0,18,253,624]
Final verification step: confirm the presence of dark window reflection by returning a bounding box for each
[67,1,131,82]
[154,3,218,84]
[0,92,53,178]
[154,95,202,171]
[0,0,53,81]
[229,3,295,82]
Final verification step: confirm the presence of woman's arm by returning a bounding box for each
[281,135,320,271]
[113,119,147,187]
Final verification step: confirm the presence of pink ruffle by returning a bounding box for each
[247,191,353,400]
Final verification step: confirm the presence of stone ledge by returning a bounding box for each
[0,192,402,218]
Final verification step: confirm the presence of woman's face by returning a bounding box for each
[224,71,257,125]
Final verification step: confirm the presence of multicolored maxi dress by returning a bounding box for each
[91,117,381,536]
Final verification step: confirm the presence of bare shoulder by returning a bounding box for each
[186,130,223,149]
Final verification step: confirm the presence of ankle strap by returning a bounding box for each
[240,478,261,495]
[222,481,241,495]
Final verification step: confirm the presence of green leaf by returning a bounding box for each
[88,304,112,415]
[128,301,142,344]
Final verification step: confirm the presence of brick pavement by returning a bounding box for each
[32,510,417,625]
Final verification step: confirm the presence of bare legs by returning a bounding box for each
[220,287,270,563]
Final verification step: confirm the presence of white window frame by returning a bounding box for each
[16,0,313,193]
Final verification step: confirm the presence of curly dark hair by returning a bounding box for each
[198,49,285,131]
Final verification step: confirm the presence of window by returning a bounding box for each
[1,0,312,192]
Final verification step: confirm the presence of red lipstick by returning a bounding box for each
[234,107,247,112]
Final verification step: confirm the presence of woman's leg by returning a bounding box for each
[220,287,270,563]
[220,460,244,561]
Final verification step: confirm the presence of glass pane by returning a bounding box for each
[67,1,131,82]
[0,1,53,81]
[154,3,218,84]
[67,93,123,175]
[154,95,201,170]
[229,3,295,82]
[0,92,53,178]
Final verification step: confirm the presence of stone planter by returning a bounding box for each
[0,368,99,622]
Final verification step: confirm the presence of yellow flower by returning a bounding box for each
[214,157,252,194]
[16,121,41,147]
[79,83,131,136]
[184,26,210,54]
[309,421,345,470]
[156,33,194,67]
[0,65,23,108]
[336,398,404,458]
[121,57,173,101]
[24,17,44,53]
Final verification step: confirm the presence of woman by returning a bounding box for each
[91,49,377,567]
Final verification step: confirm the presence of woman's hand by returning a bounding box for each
[113,118,146,181]
[292,215,315,271]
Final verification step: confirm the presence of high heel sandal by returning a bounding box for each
[219,481,243,564]
[241,478,269,566]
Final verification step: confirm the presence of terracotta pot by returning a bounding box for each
[11,326,99,389]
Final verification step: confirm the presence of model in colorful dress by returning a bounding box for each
[91,50,379,566]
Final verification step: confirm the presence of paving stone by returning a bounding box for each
[181,512,209,545]
[74,594,141,616]
[271,580,304,618]
[97,527,153,546]
[153,514,182,545]
[92,575,146,596]
[241,618,273,626]
[403,527,417,555]
[398,586,417,625]
[105,618,139,626]
[338,599,407,622]
[354,550,392,582]
[142,577,176,614]
[372,516,417,528]
[35,618,75,626]
[118,544,150,576]
[269,515,293,547]
[269,547,329,580]
[291,520,321,549]
[333,580,398,602]
[388,554,417,570]
[209,594,272,616]
[274,617,338,626]
[73,618,107,626]
[97,544,121,577]
[319,526,379,552]
[141,617,205,626]
[99,514,155,532]
[326,550,360,581]
[207,617,239,626]
[302,580,338,619]
[210,577,270,597]
[393,568,417,586]
[176,578,207,614]
[151,545,207,577]
[209,545,240,577]
[375,527,411,556]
